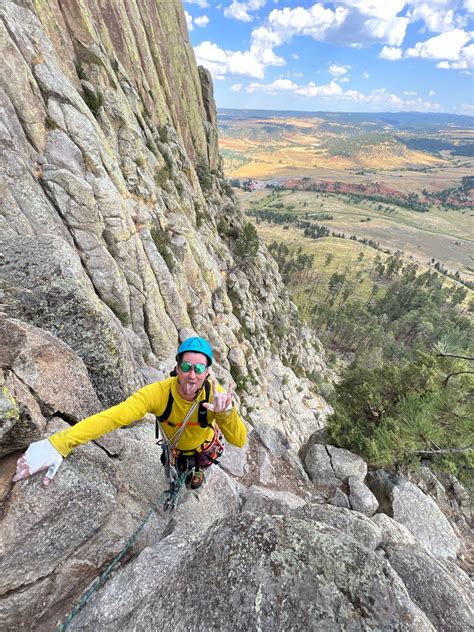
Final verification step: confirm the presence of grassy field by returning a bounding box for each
[253,221,473,315]
[241,188,474,282]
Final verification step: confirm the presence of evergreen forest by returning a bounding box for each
[267,240,474,484]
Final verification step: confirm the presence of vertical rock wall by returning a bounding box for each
[0,0,330,428]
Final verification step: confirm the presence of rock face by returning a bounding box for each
[1,1,472,631]
[0,317,101,456]
[0,0,330,426]
[67,512,435,632]
[302,441,378,515]
[367,472,462,561]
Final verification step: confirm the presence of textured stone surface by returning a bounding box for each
[242,484,307,515]
[0,318,101,455]
[385,544,474,631]
[304,444,341,486]
[391,481,462,561]
[367,473,462,561]
[327,445,368,481]
[348,476,379,516]
[67,512,433,632]
[295,503,383,551]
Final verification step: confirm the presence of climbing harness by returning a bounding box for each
[157,391,202,511]
[156,380,224,510]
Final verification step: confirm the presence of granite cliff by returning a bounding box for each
[0,1,471,630]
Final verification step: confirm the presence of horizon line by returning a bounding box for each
[217,107,474,119]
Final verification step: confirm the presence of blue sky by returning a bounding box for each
[184,0,474,114]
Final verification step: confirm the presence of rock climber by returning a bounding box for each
[12,336,247,491]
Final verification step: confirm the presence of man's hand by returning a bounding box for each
[203,378,233,413]
[12,439,63,486]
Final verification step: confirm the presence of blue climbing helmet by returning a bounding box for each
[176,336,213,365]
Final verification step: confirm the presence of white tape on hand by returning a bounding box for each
[25,439,63,478]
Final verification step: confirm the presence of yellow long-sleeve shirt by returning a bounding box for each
[50,377,247,457]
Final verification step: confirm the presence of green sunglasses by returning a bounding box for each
[178,361,207,375]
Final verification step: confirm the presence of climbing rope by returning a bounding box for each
[58,468,191,630]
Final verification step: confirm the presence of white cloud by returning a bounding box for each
[328,63,351,76]
[202,2,474,90]
[408,2,461,33]
[247,79,343,97]
[195,15,210,27]
[228,50,266,76]
[249,26,286,67]
[436,42,474,68]
[185,10,194,31]
[245,78,441,111]
[231,83,243,92]
[362,71,370,78]
[184,0,209,7]
[194,41,266,78]
[297,81,343,96]
[332,1,409,46]
[258,1,409,59]
[338,76,350,82]
[406,29,471,60]
[267,4,348,41]
[404,90,418,96]
[339,88,442,111]
[464,0,474,12]
[224,0,267,22]
[428,89,436,96]
[458,103,474,114]
[379,46,403,60]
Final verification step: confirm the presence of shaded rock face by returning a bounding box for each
[302,441,378,516]
[0,318,101,456]
[367,472,462,561]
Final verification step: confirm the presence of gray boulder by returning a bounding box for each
[328,487,351,509]
[295,503,383,551]
[304,443,341,486]
[328,445,368,481]
[304,443,367,486]
[368,472,462,561]
[67,512,433,631]
[385,544,474,631]
[242,484,306,515]
[391,481,461,561]
[348,475,379,516]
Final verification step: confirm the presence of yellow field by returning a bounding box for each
[219,115,450,178]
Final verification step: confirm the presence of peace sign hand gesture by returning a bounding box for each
[203,378,233,414]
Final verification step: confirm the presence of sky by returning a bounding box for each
[183,0,474,114]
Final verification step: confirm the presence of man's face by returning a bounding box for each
[176,351,210,400]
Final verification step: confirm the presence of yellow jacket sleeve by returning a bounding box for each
[49,382,165,457]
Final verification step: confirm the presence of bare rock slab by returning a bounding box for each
[68,512,433,631]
